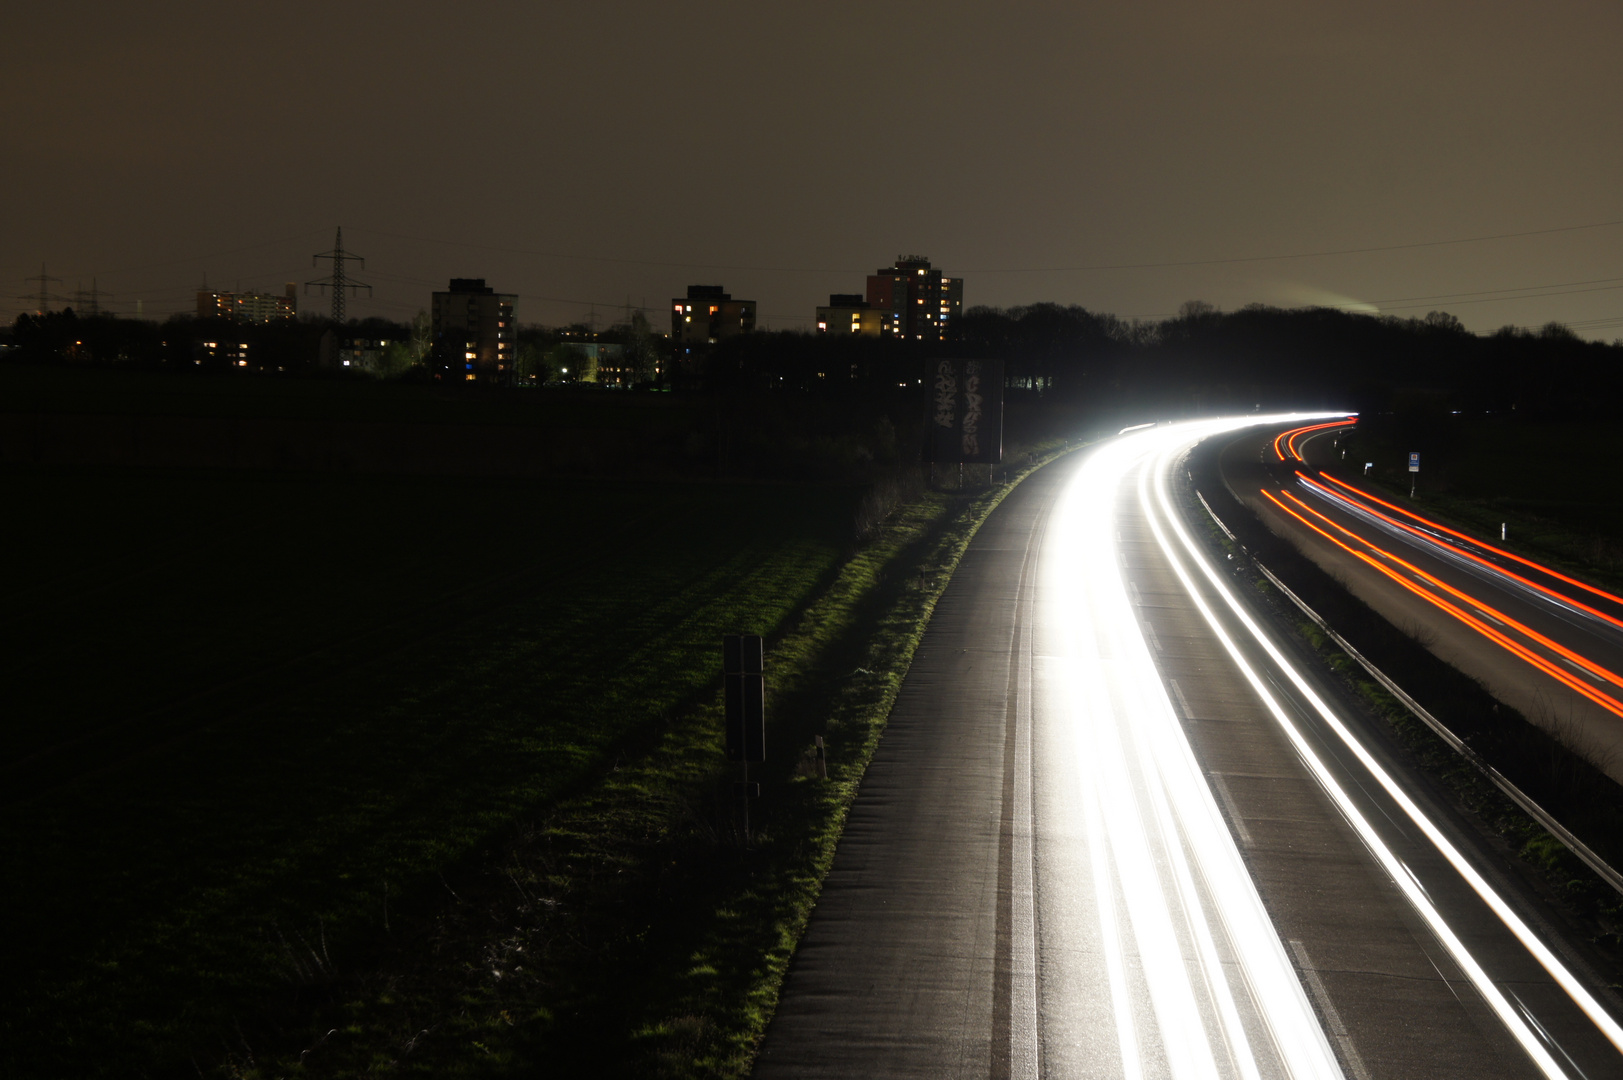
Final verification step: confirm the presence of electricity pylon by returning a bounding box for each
[21,263,63,315]
[307,227,371,322]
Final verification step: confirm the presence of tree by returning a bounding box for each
[624,310,660,384]
[409,309,432,364]
[374,341,416,378]
[1423,310,1465,334]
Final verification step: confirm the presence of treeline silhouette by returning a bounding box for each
[9,302,1621,419]
[707,302,1620,418]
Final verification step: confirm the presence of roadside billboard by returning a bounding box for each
[925,358,1004,464]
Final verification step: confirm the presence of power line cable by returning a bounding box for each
[347,217,1623,277]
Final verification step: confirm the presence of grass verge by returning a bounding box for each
[215,441,1074,1077]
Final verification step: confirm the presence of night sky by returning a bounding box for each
[7,2,1619,336]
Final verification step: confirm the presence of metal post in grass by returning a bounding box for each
[724,634,765,848]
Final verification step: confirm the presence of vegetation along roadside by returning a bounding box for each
[201,443,1071,1079]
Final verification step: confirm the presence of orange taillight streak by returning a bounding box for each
[1303,472,1623,632]
[1287,419,1356,462]
[1278,490,1623,694]
[1272,419,1356,462]
[1260,490,1623,720]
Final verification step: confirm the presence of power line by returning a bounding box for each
[1380,282,1623,312]
[958,219,1623,275]
[1371,275,1623,306]
[347,216,1623,278]
[96,228,331,279]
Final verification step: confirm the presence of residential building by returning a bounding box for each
[671,285,754,362]
[815,293,887,336]
[196,283,297,324]
[430,278,516,381]
[865,256,962,341]
[319,331,408,372]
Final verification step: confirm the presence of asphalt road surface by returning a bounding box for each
[1225,422,1623,785]
[754,418,1623,1080]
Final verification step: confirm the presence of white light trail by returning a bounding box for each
[1095,416,1623,1078]
[1048,419,1346,1079]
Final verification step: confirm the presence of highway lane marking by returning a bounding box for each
[1207,772,1254,848]
[1288,940,1373,1080]
[1008,480,1046,1080]
[1166,678,1193,719]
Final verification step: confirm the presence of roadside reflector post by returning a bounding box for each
[724,634,765,847]
[1502,522,1507,541]
[815,735,827,779]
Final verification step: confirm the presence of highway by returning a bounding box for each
[1230,422,1623,785]
[754,418,1623,1079]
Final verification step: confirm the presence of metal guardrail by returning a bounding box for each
[1195,490,1623,901]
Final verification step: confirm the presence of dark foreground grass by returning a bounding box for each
[0,465,863,1077]
[2,439,1067,1078]
[221,446,1064,1078]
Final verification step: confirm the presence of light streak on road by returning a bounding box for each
[1262,488,1623,718]
[1047,416,1623,1078]
[1050,418,1345,1079]
[1303,471,1623,632]
[1272,419,1357,463]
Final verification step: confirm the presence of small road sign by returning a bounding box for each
[724,634,765,763]
[1408,452,1420,473]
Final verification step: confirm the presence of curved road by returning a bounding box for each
[754,418,1623,1079]
[1225,423,1623,784]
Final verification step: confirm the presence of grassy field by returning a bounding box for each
[0,463,867,1076]
[0,359,702,431]
[2,432,1061,1077]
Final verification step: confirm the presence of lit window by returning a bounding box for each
[817,321,827,330]
[466,351,476,359]
[685,316,692,323]
[709,306,719,314]
[675,304,683,312]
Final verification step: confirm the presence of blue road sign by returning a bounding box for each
[1408,452,1420,473]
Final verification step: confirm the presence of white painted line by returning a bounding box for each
[1288,940,1372,1080]
[1167,678,1193,720]
[1012,544,1040,1079]
[1208,772,1254,848]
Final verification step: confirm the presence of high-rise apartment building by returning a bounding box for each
[196,284,297,323]
[864,256,962,341]
[671,285,755,360]
[430,278,516,381]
